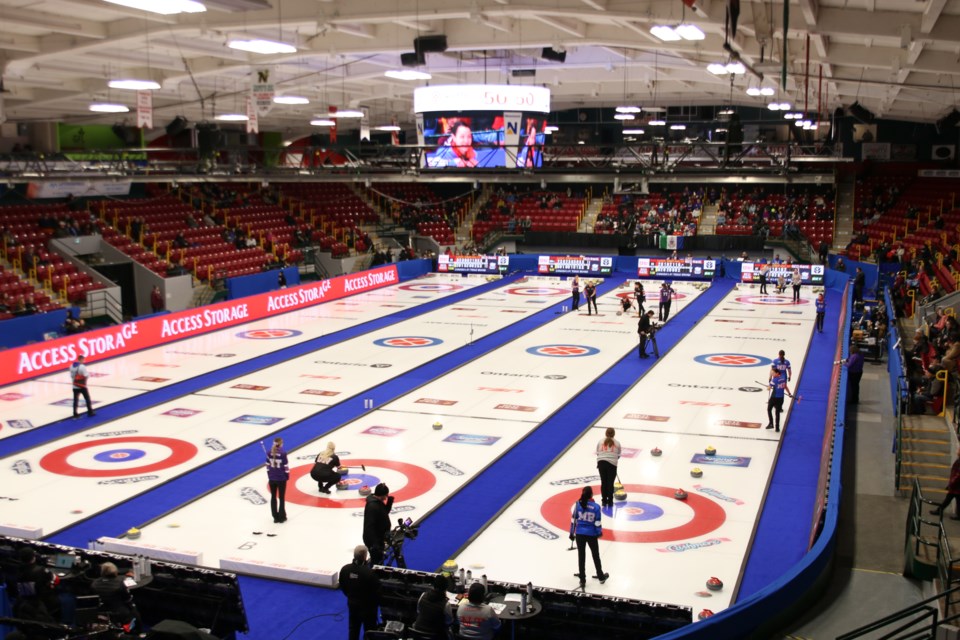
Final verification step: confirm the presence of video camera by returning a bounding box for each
[384,518,419,569]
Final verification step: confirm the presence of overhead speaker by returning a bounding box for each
[166,116,188,137]
[932,145,956,161]
[401,51,425,67]
[196,123,223,156]
[414,35,447,55]
[111,124,135,146]
[847,101,875,123]
[936,109,960,133]
[541,47,567,63]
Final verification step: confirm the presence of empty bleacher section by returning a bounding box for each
[275,183,377,257]
[472,187,586,243]
[368,182,474,248]
[0,201,104,306]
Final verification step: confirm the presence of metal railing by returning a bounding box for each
[84,288,122,324]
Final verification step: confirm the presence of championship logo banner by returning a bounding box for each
[252,69,274,116]
[136,91,153,129]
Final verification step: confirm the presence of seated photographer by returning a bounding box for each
[91,562,141,631]
[412,573,454,639]
[13,547,60,623]
[310,442,344,494]
[455,582,500,640]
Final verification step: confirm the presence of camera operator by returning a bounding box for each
[12,547,60,623]
[638,310,659,359]
[363,483,394,566]
[339,545,381,640]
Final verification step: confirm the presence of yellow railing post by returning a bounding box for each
[937,368,949,417]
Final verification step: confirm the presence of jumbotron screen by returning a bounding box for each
[740,263,824,285]
[421,112,547,169]
[637,258,716,280]
[537,255,613,277]
[437,254,506,274]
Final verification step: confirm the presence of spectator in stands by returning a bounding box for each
[173,232,189,249]
[150,286,164,313]
[942,334,960,374]
[835,257,846,272]
[24,295,37,315]
[64,310,84,334]
[0,294,9,313]
[930,447,960,519]
[2,226,16,247]
[203,212,217,227]
[818,240,830,265]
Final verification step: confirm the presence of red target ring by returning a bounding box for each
[40,437,198,477]
[541,484,726,543]
[284,458,436,509]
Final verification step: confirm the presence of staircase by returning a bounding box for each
[834,173,856,253]
[579,198,605,233]
[898,414,954,499]
[455,187,492,249]
[698,202,720,235]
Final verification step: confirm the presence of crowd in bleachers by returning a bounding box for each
[472,185,586,243]
[907,302,959,416]
[594,186,703,240]
[714,185,835,249]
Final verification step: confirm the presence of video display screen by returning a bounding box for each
[537,255,613,277]
[437,254,506,274]
[422,112,547,169]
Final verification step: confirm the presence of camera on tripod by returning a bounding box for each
[384,518,419,569]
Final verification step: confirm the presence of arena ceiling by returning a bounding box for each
[0,0,958,137]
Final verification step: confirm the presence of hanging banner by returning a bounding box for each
[328,105,338,143]
[503,111,521,167]
[252,69,275,116]
[0,93,6,125]
[136,91,153,129]
[390,117,399,146]
[416,113,425,167]
[246,95,259,134]
[360,106,370,141]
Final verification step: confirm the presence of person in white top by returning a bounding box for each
[595,428,621,507]
[69,354,95,419]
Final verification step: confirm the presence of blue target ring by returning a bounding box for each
[609,501,664,521]
[93,449,146,463]
[337,473,381,490]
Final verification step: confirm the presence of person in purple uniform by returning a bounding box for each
[844,344,865,404]
[569,486,608,589]
[815,293,826,333]
[265,437,289,523]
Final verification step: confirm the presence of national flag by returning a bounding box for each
[658,235,684,251]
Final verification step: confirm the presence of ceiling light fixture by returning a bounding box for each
[746,87,761,96]
[328,109,364,118]
[648,119,666,126]
[310,118,335,126]
[227,38,297,55]
[650,24,705,41]
[273,95,310,105]
[108,79,161,91]
[615,105,642,114]
[89,103,129,113]
[613,113,635,121]
[760,87,775,96]
[670,124,687,130]
[622,128,645,134]
[374,125,401,131]
[215,113,249,121]
[103,0,205,14]
[384,70,432,81]
[544,125,559,133]
[767,101,792,111]
[709,62,745,75]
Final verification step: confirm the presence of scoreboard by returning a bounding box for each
[741,263,824,286]
[437,255,507,274]
[537,255,613,277]
[637,258,716,280]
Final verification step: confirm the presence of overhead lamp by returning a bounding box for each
[384,70,432,81]
[108,79,161,91]
[622,128,645,134]
[674,24,706,40]
[614,113,635,121]
[89,103,129,113]
[273,96,310,105]
[715,127,728,133]
[310,119,336,126]
[718,109,734,116]
[767,101,791,111]
[103,0,205,14]
[708,62,745,75]
[615,105,642,114]
[670,124,686,130]
[651,24,705,41]
[215,113,248,121]
[544,125,559,133]
[784,112,797,119]
[328,109,364,118]
[375,125,402,131]
[746,87,761,96]
[707,63,728,75]
[227,38,297,55]
[760,87,775,96]
[649,119,666,126]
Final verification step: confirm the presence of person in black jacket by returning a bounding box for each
[339,545,381,640]
[412,573,453,639]
[91,562,141,630]
[13,547,60,622]
[362,483,394,566]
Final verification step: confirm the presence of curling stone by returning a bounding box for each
[441,560,459,576]
[358,485,372,497]
[698,609,714,620]
[706,577,724,591]
[674,489,688,500]
[614,488,628,501]
[616,310,623,316]
[651,447,662,457]
[126,527,141,539]
[704,446,717,456]
[432,421,443,430]
[336,480,349,490]
[613,481,623,491]
[690,467,703,478]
